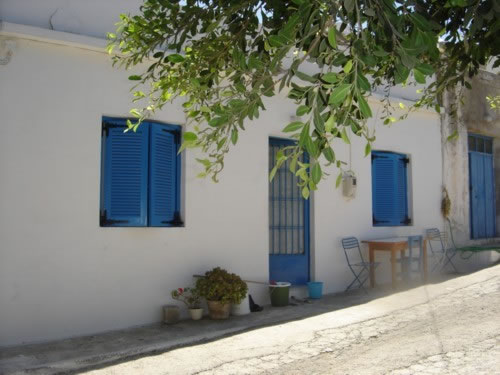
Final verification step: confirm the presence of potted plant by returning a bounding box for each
[171,287,203,320]
[196,267,248,319]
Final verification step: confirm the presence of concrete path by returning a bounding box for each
[1,265,499,374]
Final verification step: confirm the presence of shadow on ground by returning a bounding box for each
[0,271,470,375]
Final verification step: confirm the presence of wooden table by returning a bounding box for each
[362,237,428,289]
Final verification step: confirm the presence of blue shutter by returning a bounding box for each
[372,151,409,226]
[148,123,181,227]
[100,118,149,227]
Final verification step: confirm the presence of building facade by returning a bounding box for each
[0,0,498,347]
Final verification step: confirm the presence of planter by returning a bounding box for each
[163,305,180,324]
[189,308,204,320]
[207,300,231,320]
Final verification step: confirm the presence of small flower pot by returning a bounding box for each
[163,305,180,324]
[207,300,231,320]
[189,308,204,320]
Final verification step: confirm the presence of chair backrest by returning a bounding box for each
[426,228,446,253]
[341,237,364,265]
[408,235,423,259]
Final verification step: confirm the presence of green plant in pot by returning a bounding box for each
[171,287,203,320]
[196,267,248,320]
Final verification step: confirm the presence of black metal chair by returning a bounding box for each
[341,237,380,292]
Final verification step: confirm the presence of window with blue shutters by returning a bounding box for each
[371,151,410,226]
[100,117,182,227]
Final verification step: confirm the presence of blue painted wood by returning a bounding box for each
[149,123,181,227]
[101,117,149,226]
[269,137,310,285]
[371,151,409,226]
[469,137,496,239]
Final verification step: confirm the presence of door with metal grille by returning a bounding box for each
[468,134,496,239]
[269,138,310,285]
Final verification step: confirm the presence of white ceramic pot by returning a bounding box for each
[189,308,203,320]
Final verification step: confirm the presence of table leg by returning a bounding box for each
[422,238,428,283]
[391,250,397,289]
[369,246,375,288]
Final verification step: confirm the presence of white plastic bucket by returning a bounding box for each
[231,293,250,316]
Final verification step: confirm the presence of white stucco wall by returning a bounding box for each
[0,24,446,346]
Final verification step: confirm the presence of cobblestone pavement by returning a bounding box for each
[83,268,500,375]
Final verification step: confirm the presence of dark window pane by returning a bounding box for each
[468,136,476,152]
[485,139,493,154]
[476,137,484,153]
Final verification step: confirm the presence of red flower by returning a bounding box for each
[178,288,183,293]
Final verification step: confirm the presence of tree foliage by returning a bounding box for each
[109,0,499,195]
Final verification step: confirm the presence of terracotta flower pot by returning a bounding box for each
[189,308,203,320]
[207,300,231,320]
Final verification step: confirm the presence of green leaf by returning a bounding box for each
[167,54,185,63]
[311,163,322,184]
[283,121,304,132]
[269,164,279,182]
[344,0,355,13]
[323,147,335,162]
[295,71,317,83]
[196,158,211,167]
[364,142,371,156]
[329,84,351,105]
[415,63,434,75]
[357,95,372,118]
[357,74,371,91]
[183,132,197,142]
[231,128,238,145]
[343,60,353,74]
[296,105,310,116]
[299,122,310,147]
[340,128,350,144]
[128,75,142,81]
[327,27,337,49]
[335,173,342,188]
[322,72,339,83]
[325,115,335,132]
[302,186,310,199]
[414,69,426,84]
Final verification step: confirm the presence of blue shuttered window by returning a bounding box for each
[100,117,181,227]
[371,151,410,226]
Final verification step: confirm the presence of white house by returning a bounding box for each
[0,0,498,347]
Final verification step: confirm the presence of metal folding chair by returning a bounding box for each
[426,228,458,273]
[341,237,380,292]
[406,235,424,279]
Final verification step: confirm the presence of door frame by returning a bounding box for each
[268,137,311,285]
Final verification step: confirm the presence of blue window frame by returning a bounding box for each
[100,117,182,227]
[371,151,410,226]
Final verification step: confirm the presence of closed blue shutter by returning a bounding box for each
[372,151,409,226]
[148,123,181,227]
[101,118,149,226]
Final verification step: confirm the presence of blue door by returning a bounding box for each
[468,134,496,239]
[269,138,310,285]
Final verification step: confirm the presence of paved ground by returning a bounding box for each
[2,265,499,375]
